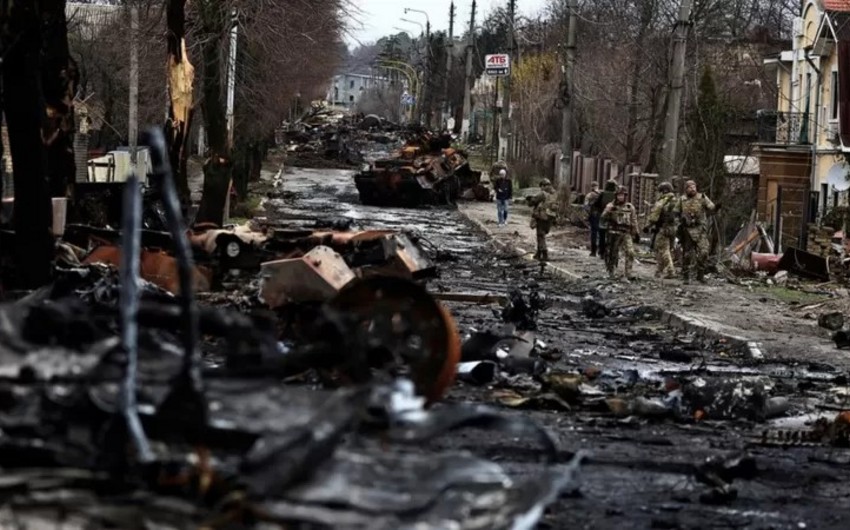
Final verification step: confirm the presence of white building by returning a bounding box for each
[327,73,389,108]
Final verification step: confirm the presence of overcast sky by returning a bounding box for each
[346,0,550,47]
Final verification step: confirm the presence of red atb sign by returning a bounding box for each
[485,53,511,76]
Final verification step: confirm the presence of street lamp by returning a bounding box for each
[399,17,425,35]
[402,9,433,127]
[403,7,430,27]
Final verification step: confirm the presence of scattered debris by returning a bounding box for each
[778,247,830,281]
[502,287,548,330]
[818,311,845,331]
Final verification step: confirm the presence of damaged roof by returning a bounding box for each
[825,0,850,13]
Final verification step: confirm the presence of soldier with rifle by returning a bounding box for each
[644,181,678,279]
[673,180,720,284]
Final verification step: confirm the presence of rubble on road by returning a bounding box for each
[277,108,400,169]
[355,130,485,207]
[0,130,586,529]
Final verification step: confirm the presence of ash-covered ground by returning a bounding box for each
[268,166,850,530]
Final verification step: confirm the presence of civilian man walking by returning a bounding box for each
[494,169,512,226]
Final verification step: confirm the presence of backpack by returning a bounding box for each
[658,195,676,225]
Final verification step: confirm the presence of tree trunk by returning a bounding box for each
[39,0,77,199]
[250,142,264,181]
[624,6,652,164]
[165,0,194,200]
[2,2,54,287]
[196,7,231,226]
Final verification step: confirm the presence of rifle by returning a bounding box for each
[677,223,694,249]
[650,225,659,251]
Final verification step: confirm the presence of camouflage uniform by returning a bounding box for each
[584,187,602,256]
[648,191,678,278]
[601,195,638,279]
[595,179,619,258]
[529,181,556,262]
[674,192,715,282]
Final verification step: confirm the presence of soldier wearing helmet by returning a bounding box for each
[601,185,639,281]
[645,181,678,279]
[673,180,717,284]
[584,181,603,257]
[528,178,557,263]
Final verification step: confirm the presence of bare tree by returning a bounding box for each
[190,0,349,224]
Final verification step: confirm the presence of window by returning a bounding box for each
[832,70,839,120]
[349,95,354,103]
[349,80,354,89]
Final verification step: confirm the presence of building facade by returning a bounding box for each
[757,0,850,249]
[327,73,389,109]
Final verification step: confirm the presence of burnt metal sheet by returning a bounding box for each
[259,245,356,307]
[778,247,830,281]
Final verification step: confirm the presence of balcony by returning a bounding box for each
[756,111,813,146]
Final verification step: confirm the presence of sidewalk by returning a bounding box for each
[459,200,848,368]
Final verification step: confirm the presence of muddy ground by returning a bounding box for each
[459,200,849,371]
[254,166,850,529]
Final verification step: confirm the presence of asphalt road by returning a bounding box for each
[266,166,850,530]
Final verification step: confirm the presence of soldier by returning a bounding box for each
[645,181,678,279]
[529,178,557,263]
[601,186,639,280]
[674,180,718,284]
[596,179,619,258]
[584,181,602,256]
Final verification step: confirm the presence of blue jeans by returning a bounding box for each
[497,199,509,224]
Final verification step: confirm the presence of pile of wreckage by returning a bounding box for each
[722,217,834,283]
[0,130,582,528]
[355,129,488,207]
[277,109,403,169]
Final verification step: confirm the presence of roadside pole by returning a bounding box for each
[658,0,693,183]
[461,0,476,140]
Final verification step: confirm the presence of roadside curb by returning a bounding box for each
[460,211,582,281]
[458,206,763,359]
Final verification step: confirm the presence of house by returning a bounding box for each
[327,73,389,109]
[757,0,850,250]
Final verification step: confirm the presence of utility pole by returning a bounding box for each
[499,0,516,163]
[444,2,455,129]
[129,6,139,172]
[559,0,577,186]
[461,0,476,140]
[423,19,432,127]
[658,0,693,183]
[225,8,238,150]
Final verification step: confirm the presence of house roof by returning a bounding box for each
[825,0,850,13]
[829,12,850,40]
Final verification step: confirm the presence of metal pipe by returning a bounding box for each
[802,47,822,249]
[775,186,783,253]
[142,129,201,391]
[119,173,153,463]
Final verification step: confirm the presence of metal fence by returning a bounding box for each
[756,111,812,145]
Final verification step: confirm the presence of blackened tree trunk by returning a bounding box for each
[195,3,231,226]
[165,0,194,200]
[39,0,77,199]
[1,2,54,287]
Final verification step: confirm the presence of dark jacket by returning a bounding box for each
[494,178,513,201]
[596,180,619,227]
